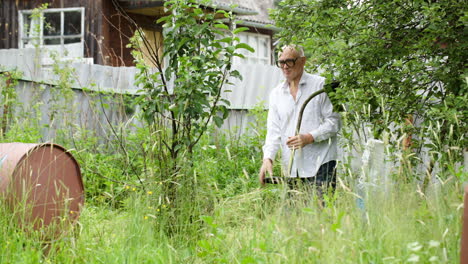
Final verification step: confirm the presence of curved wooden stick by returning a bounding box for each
[287,88,325,176]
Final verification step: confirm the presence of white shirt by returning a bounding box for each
[262,72,341,178]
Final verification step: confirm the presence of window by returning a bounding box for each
[234,32,271,65]
[18,7,85,57]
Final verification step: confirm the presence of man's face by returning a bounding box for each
[278,48,306,82]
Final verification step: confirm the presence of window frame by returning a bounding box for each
[18,7,85,48]
[235,31,272,65]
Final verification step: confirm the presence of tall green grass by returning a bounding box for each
[0,93,465,263]
[1,179,462,263]
[0,127,464,263]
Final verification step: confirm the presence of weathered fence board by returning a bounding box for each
[0,48,283,108]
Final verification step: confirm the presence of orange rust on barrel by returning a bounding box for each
[0,143,84,233]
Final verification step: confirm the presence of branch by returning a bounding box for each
[189,64,230,150]
[97,93,146,190]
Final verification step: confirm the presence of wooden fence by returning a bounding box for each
[0,48,283,139]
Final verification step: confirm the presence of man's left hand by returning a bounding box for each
[286,133,314,149]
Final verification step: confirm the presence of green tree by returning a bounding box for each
[128,0,252,217]
[271,0,467,177]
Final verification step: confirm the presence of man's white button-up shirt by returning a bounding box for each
[262,72,341,178]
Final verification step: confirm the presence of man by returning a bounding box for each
[259,45,341,194]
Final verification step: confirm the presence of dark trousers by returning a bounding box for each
[287,160,337,198]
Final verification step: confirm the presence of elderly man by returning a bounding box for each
[259,45,341,194]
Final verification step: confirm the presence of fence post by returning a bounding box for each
[461,184,468,264]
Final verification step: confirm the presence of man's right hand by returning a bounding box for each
[259,159,273,185]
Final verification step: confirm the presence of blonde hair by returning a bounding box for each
[279,44,305,58]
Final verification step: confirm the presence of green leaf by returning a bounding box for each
[220,98,231,106]
[193,8,203,16]
[213,116,224,128]
[232,53,246,59]
[235,43,254,53]
[214,23,229,30]
[233,27,249,34]
[218,37,233,43]
[230,70,242,80]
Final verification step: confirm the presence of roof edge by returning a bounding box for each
[238,20,280,32]
[207,3,257,15]
[219,18,280,32]
[118,0,258,15]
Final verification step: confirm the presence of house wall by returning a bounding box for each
[138,28,164,68]
[0,0,151,66]
[1,1,273,67]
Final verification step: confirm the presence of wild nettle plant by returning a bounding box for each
[130,0,253,200]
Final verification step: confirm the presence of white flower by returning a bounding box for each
[429,256,439,262]
[407,254,420,262]
[428,240,440,248]
[407,242,423,252]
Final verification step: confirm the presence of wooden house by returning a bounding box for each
[0,0,278,67]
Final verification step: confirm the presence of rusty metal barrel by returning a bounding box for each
[461,183,468,264]
[0,143,84,234]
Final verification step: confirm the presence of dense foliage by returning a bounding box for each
[271,0,467,169]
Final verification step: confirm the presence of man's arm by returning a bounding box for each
[259,93,281,184]
[286,133,314,149]
[259,158,273,185]
[308,93,341,142]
